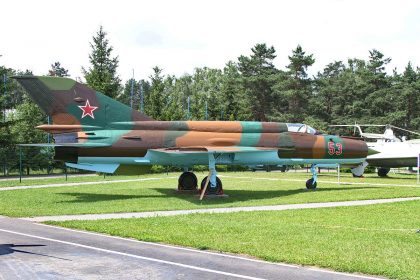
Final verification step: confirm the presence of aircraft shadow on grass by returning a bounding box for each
[57,186,379,204]
[58,192,164,203]
[153,186,381,205]
[0,244,70,260]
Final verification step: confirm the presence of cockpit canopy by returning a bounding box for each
[286,123,317,135]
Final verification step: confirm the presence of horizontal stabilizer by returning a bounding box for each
[36,124,102,133]
[65,163,119,173]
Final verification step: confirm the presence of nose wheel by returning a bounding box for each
[306,178,317,189]
[377,167,390,177]
[306,164,318,190]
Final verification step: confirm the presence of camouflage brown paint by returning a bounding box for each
[13,76,369,164]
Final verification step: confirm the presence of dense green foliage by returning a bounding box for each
[116,43,420,136]
[0,65,70,175]
[48,61,69,77]
[82,26,121,98]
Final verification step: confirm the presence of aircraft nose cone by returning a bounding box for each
[342,138,369,158]
[367,148,380,156]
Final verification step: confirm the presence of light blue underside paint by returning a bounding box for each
[75,151,365,173]
[65,162,119,173]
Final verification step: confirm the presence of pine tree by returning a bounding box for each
[146,67,165,119]
[82,26,121,98]
[238,43,278,121]
[221,61,249,120]
[48,62,69,77]
[364,50,393,121]
[272,45,314,122]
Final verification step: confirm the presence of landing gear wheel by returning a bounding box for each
[178,172,198,191]
[377,168,390,177]
[306,178,317,189]
[200,176,223,195]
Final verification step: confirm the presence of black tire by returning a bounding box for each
[306,178,317,189]
[200,176,223,195]
[178,172,198,190]
[377,168,390,177]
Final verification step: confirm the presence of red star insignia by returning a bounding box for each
[78,99,98,119]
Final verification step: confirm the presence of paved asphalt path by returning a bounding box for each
[0,217,385,280]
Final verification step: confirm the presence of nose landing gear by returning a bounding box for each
[377,167,390,177]
[306,164,318,190]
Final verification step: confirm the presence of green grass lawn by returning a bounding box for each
[0,173,175,188]
[0,171,419,217]
[0,169,417,188]
[49,200,420,280]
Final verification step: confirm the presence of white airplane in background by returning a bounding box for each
[329,124,420,177]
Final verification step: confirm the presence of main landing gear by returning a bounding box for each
[177,154,224,199]
[200,176,223,195]
[377,167,390,177]
[178,171,198,191]
[305,164,318,190]
[177,172,224,197]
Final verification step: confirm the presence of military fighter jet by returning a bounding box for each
[14,76,372,196]
[331,124,420,177]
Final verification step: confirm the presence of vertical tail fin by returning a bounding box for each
[13,76,153,127]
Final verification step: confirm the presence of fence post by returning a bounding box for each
[19,146,22,183]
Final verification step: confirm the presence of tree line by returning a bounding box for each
[1,26,419,174]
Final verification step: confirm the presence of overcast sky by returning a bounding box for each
[1,0,420,81]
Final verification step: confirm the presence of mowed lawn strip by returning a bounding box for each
[1,172,419,217]
[49,201,420,280]
[0,173,177,188]
[225,171,420,185]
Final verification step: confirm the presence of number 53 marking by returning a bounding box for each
[328,142,342,155]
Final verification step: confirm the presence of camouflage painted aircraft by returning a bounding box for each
[14,76,372,197]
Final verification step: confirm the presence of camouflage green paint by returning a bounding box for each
[239,121,262,146]
[38,76,76,90]
[13,76,369,170]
